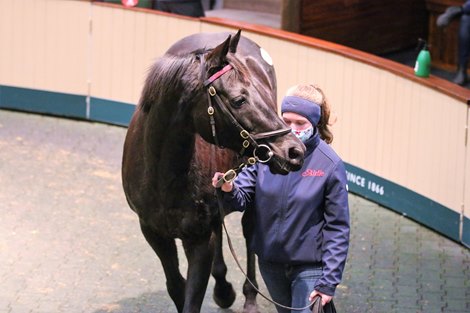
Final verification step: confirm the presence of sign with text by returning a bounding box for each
[343,162,459,242]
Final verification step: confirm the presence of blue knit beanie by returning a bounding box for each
[281,96,322,126]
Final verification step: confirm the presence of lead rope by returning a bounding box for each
[215,170,315,312]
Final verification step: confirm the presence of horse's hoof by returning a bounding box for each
[243,302,260,313]
[213,282,236,308]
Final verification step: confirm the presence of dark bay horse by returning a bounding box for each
[122,30,305,313]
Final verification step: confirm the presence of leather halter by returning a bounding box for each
[200,54,291,164]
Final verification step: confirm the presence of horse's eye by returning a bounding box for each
[231,97,246,108]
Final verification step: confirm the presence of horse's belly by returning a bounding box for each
[135,200,216,241]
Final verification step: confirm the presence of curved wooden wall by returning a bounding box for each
[0,0,469,247]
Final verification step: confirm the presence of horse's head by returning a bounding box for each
[194,31,305,174]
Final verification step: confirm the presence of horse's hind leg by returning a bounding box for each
[211,224,236,308]
[242,212,260,313]
[140,221,186,313]
[243,249,260,313]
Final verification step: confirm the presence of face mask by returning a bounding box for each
[292,126,314,143]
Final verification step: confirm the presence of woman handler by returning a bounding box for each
[212,84,350,312]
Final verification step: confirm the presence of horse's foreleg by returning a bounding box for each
[181,234,216,313]
[211,223,236,308]
[140,221,186,313]
[242,213,260,313]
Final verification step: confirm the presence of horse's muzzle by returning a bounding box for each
[267,145,304,175]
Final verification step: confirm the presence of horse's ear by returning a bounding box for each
[206,35,231,66]
[229,30,241,53]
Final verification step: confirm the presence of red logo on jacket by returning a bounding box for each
[302,169,325,177]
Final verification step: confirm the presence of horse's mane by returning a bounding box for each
[139,54,199,113]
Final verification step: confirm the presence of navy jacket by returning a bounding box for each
[222,131,350,296]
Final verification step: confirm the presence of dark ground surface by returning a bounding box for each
[0,110,469,313]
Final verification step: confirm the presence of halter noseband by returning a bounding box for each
[200,54,291,165]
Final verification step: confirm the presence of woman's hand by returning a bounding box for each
[309,290,332,307]
[212,172,233,192]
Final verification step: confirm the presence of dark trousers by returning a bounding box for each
[459,14,470,68]
[152,0,205,17]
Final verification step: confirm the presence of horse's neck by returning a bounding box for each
[144,104,196,181]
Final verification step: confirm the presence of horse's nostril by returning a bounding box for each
[288,147,304,163]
